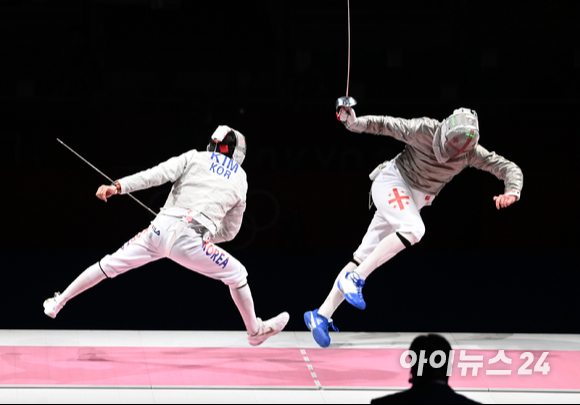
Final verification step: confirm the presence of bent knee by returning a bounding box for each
[398,224,425,246]
[230,276,249,290]
[225,264,249,289]
[99,255,120,279]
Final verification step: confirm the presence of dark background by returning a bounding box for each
[1,0,579,335]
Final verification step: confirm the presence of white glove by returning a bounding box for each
[337,106,357,126]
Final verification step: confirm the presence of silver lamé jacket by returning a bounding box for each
[345,114,523,199]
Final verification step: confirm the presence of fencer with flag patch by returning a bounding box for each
[44,126,289,347]
[304,106,523,348]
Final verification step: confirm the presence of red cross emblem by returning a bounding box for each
[388,188,410,210]
[447,136,475,159]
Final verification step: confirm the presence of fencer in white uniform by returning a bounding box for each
[44,126,289,346]
[305,105,524,348]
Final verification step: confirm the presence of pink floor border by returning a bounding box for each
[1,347,579,390]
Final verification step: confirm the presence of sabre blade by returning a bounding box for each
[346,0,351,98]
[57,138,115,184]
[335,0,357,116]
[57,138,158,217]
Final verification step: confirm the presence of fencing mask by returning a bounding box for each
[433,108,479,164]
[207,125,247,165]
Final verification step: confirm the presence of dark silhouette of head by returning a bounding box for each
[371,334,477,404]
[409,334,453,384]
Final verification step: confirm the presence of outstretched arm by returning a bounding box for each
[94,152,194,203]
[469,145,523,210]
[338,106,439,145]
[114,151,195,195]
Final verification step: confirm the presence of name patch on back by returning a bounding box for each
[210,153,239,179]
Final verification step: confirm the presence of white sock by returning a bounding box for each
[58,262,108,306]
[229,284,260,336]
[318,262,358,319]
[356,233,406,280]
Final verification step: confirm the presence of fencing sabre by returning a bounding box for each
[335,0,357,113]
[56,138,158,217]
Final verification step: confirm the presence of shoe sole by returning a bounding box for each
[344,294,366,310]
[312,327,331,348]
[338,280,367,310]
[44,308,56,319]
[304,311,331,348]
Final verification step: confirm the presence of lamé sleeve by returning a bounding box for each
[468,145,524,200]
[344,114,439,146]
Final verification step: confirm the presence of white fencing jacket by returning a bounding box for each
[116,150,247,244]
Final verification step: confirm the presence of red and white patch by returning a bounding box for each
[388,188,410,210]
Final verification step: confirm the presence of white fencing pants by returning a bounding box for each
[100,214,248,287]
[318,161,435,319]
[354,161,435,263]
[57,214,257,332]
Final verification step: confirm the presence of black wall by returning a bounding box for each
[1,0,579,334]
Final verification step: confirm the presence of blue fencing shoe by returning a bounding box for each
[337,271,366,310]
[304,309,339,348]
